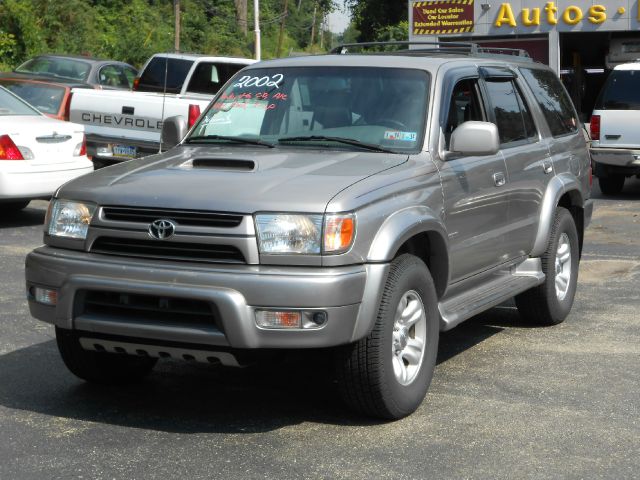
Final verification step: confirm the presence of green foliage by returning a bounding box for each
[347,0,407,42]
[0,0,335,69]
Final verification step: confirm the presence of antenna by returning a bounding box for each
[159,54,169,153]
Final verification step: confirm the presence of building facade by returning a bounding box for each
[409,0,640,117]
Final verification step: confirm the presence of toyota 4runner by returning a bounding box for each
[25,42,593,419]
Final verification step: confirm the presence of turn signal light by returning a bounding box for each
[188,104,201,128]
[590,115,600,141]
[0,135,24,160]
[31,287,58,306]
[256,310,301,329]
[324,214,356,254]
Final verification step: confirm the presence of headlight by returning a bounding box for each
[255,214,323,254]
[255,213,356,255]
[46,199,96,239]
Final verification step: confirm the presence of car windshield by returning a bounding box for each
[188,67,430,153]
[594,69,640,110]
[0,86,40,116]
[15,57,91,81]
[0,81,65,115]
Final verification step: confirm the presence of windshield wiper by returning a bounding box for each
[186,135,275,148]
[278,135,396,153]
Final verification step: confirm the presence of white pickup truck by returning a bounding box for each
[69,53,255,167]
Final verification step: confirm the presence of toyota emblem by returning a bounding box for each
[148,219,176,240]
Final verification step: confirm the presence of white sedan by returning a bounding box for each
[0,86,93,212]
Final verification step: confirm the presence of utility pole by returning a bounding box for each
[276,0,289,58]
[254,0,261,60]
[174,0,181,53]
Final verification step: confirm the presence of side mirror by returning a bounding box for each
[449,121,500,156]
[160,115,188,151]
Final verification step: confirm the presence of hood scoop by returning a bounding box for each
[185,158,256,171]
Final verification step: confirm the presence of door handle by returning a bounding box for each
[493,172,506,187]
[543,160,553,174]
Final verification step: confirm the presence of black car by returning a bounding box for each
[12,54,137,90]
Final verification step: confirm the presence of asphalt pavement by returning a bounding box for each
[0,179,638,479]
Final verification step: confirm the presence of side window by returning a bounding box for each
[187,63,247,94]
[444,78,484,149]
[121,66,137,89]
[99,65,129,88]
[519,67,578,137]
[485,79,537,146]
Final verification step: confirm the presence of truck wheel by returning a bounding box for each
[56,327,157,384]
[334,254,439,420]
[515,207,579,325]
[598,175,625,195]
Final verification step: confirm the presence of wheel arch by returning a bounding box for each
[531,174,585,257]
[367,207,449,299]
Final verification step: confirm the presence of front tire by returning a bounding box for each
[334,254,439,420]
[598,174,625,195]
[515,207,579,325]
[56,327,157,384]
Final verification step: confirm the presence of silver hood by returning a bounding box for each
[58,145,409,213]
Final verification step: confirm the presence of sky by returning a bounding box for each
[327,0,351,33]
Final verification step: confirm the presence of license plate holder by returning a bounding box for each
[111,144,137,159]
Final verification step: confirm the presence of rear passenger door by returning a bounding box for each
[438,68,511,282]
[480,67,549,260]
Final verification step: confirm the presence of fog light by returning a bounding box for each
[31,287,58,306]
[256,310,301,329]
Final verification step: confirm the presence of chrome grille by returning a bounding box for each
[91,237,246,264]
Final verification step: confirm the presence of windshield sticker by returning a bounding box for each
[213,100,277,111]
[233,74,284,89]
[384,131,417,141]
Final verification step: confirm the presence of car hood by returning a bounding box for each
[59,145,409,213]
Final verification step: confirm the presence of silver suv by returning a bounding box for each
[590,62,640,195]
[26,43,593,420]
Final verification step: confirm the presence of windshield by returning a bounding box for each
[594,69,640,110]
[15,57,91,81]
[188,67,430,153]
[0,80,65,115]
[0,86,41,116]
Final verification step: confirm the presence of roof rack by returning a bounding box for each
[330,41,533,62]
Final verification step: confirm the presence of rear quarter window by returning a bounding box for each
[594,69,640,110]
[186,63,248,94]
[520,67,578,137]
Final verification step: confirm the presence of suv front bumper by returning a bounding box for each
[25,247,388,350]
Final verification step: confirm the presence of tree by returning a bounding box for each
[347,0,407,42]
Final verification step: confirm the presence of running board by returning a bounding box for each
[438,258,545,331]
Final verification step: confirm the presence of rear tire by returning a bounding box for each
[56,327,157,384]
[334,254,439,420]
[515,207,579,325]
[598,174,625,195]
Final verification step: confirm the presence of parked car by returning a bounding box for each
[69,53,255,167]
[0,86,93,212]
[25,43,593,420]
[590,62,640,194]
[0,77,91,121]
[12,54,137,90]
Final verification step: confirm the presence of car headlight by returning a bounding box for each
[255,213,355,255]
[46,199,96,240]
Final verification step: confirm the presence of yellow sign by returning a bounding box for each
[494,1,609,27]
